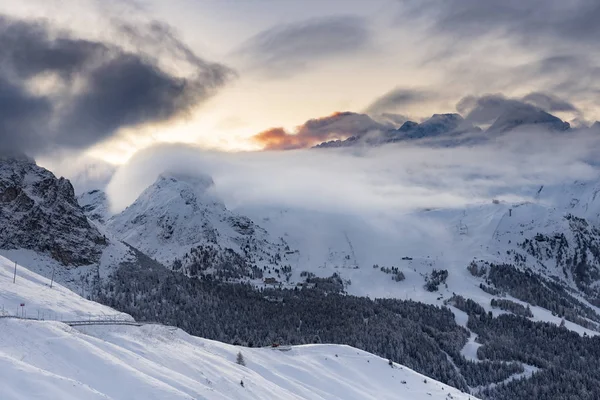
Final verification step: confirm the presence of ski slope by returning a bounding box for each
[0,254,477,400]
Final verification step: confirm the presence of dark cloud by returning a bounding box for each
[237,16,370,77]
[252,112,389,150]
[0,76,52,154]
[0,14,233,156]
[364,87,433,116]
[408,0,600,46]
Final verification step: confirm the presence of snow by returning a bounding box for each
[0,254,126,320]
[96,167,600,334]
[239,190,600,335]
[0,256,477,400]
[105,173,287,271]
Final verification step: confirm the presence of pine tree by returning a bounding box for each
[236,351,246,366]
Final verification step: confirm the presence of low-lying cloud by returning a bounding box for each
[0,14,233,156]
[105,127,600,220]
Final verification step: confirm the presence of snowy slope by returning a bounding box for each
[0,254,127,320]
[238,184,600,333]
[0,255,476,400]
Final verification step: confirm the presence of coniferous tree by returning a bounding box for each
[236,351,246,366]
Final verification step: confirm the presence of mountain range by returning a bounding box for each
[2,105,600,398]
[315,106,583,148]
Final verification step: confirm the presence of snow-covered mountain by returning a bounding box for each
[395,113,481,140]
[104,172,292,280]
[316,113,482,148]
[487,106,570,133]
[4,153,600,398]
[0,254,476,400]
[0,154,107,266]
[316,108,571,148]
[0,155,140,292]
[86,162,600,334]
[78,189,111,224]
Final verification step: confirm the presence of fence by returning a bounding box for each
[0,314,150,327]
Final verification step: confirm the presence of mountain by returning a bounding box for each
[78,189,111,224]
[87,163,600,337]
[5,159,600,398]
[92,164,600,326]
[487,106,570,133]
[315,113,481,148]
[105,173,292,280]
[0,155,143,294]
[395,113,480,140]
[0,254,476,400]
[316,107,572,148]
[0,155,107,266]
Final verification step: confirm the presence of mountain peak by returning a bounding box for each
[155,172,215,191]
[78,189,110,224]
[395,113,473,140]
[487,105,570,133]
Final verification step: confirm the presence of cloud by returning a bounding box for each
[38,153,117,195]
[105,127,600,218]
[456,94,526,125]
[397,1,600,119]
[521,92,579,113]
[0,14,233,156]
[252,90,578,150]
[456,93,573,128]
[364,88,433,116]
[235,16,370,77]
[376,113,409,127]
[251,112,390,150]
[407,0,600,46]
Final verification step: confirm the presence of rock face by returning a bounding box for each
[0,155,107,266]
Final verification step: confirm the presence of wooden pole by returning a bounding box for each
[13,262,17,283]
[50,268,55,288]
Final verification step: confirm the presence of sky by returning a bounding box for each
[0,0,598,166]
[0,0,599,217]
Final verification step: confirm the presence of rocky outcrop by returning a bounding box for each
[0,155,107,266]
